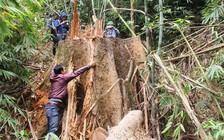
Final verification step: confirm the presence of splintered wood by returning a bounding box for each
[70,0,79,39]
[70,0,103,39]
[78,19,103,39]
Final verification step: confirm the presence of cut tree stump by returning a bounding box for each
[32,36,149,140]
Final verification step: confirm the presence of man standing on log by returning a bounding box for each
[51,12,70,56]
[45,61,96,137]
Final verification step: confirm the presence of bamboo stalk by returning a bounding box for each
[130,0,135,35]
[194,31,224,52]
[130,66,138,83]
[107,0,136,36]
[161,27,206,50]
[91,0,96,17]
[166,68,218,95]
[165,31,224,59]
[175,25,209,85]
[167,68,224,119]
[213,97,224,119]
[126,58,134,82]
[103,8,145,16]
[143,84,149,134]
[155,97,161,140]
[83,119,87,140]
[151,94,156,137]
[165,42,224,62]
[154,54,208,140]
[144,0,150,52]
[26,111,38,140]
[164,28,207,53]
[43,1,60,15]
[122,80,128,113]
[100,0,107,20]
[124,45,133,57]
[63,0,68,15]
[157,0,163,53]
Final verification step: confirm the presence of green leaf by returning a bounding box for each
[173,124,181,140]
[162,121,173,134]
[0,69,18,80]
[184,84,191,94]
[45,133,60,140]
[206,64,224,81]
[180,124,186,132]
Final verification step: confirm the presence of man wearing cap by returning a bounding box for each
[52,12,69,55]
[46,61,96,137]
[103,21,120,38]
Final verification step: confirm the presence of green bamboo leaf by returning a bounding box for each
[162,121,173,134]
[45,133,60,140]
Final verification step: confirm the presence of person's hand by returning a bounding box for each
[61,20,68,25]
[89,61,96,67]
[60,21,65,25]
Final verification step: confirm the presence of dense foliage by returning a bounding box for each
[0,0,43,139]
[1,0,224,139]
[0,0,43,84]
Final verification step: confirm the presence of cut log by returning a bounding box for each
[92,127,109,140]
[107,110,154,140]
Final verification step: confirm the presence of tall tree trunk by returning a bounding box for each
[115,0,119,7]
[144,0,150,53]
[158,0,163,53]
[91,0,96,17]
[130,0,135,36]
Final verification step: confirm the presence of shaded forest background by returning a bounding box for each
[0,0,224,139]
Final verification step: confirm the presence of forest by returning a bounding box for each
[0,0,224,140]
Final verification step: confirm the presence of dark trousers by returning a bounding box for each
[52,34,67,56]
[46,104,59,134]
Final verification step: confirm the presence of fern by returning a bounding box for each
[206,64,224,81]
[202,0,224,23]
[0,0,42,84]
[159,92,190,140]
[0,94,25,137]
[203,120,224,139]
